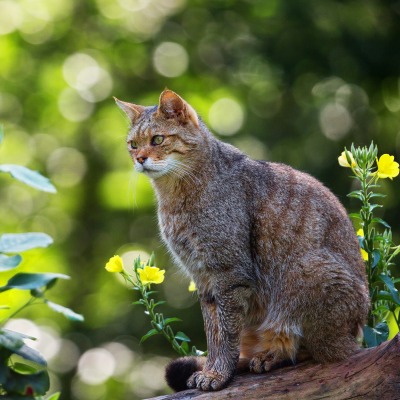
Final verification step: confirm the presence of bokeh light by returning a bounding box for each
[1,0,400,398]
[153,42,189,78]
[319,102,352,141]
[208,98,245,136]
[77,347,116,385]
[58,88,94,122]
[0,1,22,35]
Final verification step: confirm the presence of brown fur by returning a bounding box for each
[115,90,370,392]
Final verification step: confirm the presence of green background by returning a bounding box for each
[0,0,399,398]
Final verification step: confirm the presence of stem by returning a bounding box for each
[0,297,38,327]
[359,170,376,326]
[127,267,188,356]
[140,283,187,356]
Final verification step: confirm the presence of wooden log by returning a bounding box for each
[147,334,400,400]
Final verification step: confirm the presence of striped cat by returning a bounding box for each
[115,90,369,392]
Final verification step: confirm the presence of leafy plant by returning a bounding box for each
[0,128,82,399]
[105,254,205,357]
[339,143,400,347]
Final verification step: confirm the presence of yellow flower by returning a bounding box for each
[360,248,369,261]
[338,151,356,168]
[188,281,197,292]
[138,265,165,286]
[356,228,364,237]
[376,154,399,180]
[105,255,123,273]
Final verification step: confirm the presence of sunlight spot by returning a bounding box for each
[78,347,116,385]
[51,339,81,373]
[319,103,352,141]
[128,358,169,397]
[62,53,113,102]
[58,88,94,122]
[153,42,189,78]
[47,147,87,188]
[102,342,135,377]
[208,98,244,136]
[0,1,22,35]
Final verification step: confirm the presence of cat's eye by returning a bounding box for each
[130,140,138,150]
[151,135,164,146]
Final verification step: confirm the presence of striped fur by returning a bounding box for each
[116,90,370,392]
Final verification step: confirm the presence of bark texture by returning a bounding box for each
[147,334,400,400]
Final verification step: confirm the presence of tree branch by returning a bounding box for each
[147,334,400,400]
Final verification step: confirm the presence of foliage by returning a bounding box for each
[340,143,400,347]
[0,131,81,398]
[1,0,400,397]
[105,254,205,357]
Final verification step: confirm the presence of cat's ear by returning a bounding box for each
[157,90,199,127]
[114,97,144,123]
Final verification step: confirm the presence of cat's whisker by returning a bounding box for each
[168,159,199,186]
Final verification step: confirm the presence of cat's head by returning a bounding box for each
[115,90,204,180]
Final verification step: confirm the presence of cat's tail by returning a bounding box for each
[165,356,206,392]
[165,357,250,392]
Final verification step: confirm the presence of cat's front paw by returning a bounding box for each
[186,370,231,391]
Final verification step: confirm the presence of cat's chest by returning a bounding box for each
[157,203,207,272]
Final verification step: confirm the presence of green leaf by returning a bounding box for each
[368,204,382,212]
[132,299,145,305]
[140,328,159,344]
[372,217,391,229]
[0,331,46,366]
[347,190,363,200]
[2,367,49,395]
[45,301,84,322]
[0,233,53,253]
[378,274,400,306]
[0,330,25,352]
[181,341,189,353]
[45,393,61,400]
[175,331,191,342]
[13,344,47,367]
[0,254,22,271]
[148,252,155,267]
[164,317,182,326]
[154,300,167,307]
[0,273,70,293]
[377,290,392,302]
[0,164,56,193]
[0,126,3,145]
[371,250,380,269]
[349,213,361,220]
[369,192,386,199]
[363,323,389,348]
[11,362,40,375]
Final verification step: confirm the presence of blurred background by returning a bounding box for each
[0,0,399,398]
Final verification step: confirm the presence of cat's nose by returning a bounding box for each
[137,156,148,164]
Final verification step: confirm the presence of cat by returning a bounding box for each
[115,89,370,392]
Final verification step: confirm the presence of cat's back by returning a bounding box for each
[239,156,364,276]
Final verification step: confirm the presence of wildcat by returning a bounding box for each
[115,89,369,392]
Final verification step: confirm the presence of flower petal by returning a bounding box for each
[138,265,165,285]
[376,154,399,180]
[105,255,123,273]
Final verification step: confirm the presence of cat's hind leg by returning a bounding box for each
[241,328,302,373]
